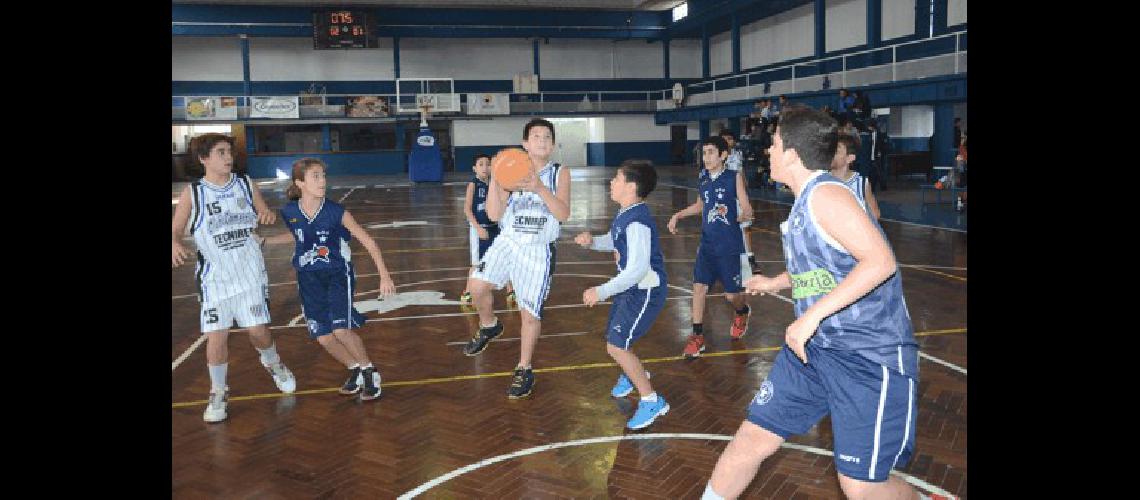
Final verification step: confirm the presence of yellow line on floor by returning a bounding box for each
[172,328,966,409]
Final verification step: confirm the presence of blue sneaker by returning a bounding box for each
[611,371,650,398]
[627,396,670,430]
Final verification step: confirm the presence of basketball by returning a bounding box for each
[492,148,532,190]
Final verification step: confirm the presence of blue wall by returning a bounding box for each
[247,151,406,179]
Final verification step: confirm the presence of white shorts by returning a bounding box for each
[472,236,555,319]
[199,284,271,333]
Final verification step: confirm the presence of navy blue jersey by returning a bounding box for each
[281,199,354,273]
[471,176,493,227]
[781,171,917,375]
[698,168,745,256]
[611,202,667,291]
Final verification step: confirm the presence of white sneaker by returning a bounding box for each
[203,387,229,423]
[263,360,297,394]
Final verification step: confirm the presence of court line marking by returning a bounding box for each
[171,328,965,407]
[919,352,967,375]
[659,182,967,233]
[444,331,589,346]
[339,187,357,203]
[170,260,966,300]
[906,266,967,282]
[171,335,207,371]
[396,433,953,499]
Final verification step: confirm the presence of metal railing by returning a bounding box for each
[171,30,965,121]
[660,30,966,110]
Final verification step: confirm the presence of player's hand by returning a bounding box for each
[737,210,754,223]
[378,275,396,298]
[744,274,781,295]
[172,240,189,267]
[574,232,593,247]
[257,209,276,226]
[785,314,819,364]
[515,172,540,192]
[477,226,490,240]
[667,214,679,234]
[583,287,600,307]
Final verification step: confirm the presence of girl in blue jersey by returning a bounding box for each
[264,158,396,402]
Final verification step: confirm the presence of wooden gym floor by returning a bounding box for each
[171,166,966,499]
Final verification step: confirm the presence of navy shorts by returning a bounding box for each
[298,267,366,339]
[746,342,918,482]
[605,285,668,350]
[693,245,744,293]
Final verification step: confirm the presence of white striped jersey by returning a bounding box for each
[188,173,268,301]
[499,161,563,245]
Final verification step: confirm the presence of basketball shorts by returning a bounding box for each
[605,285,667,350]
[199,278,271,333]
[469,224,501,266]
[297,267,367,339]
[472,236,556,319]
[693,244,746,293]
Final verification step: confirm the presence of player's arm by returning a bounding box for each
[261,233,295,245]
[462,182,480,227]
[736,171,753,222]
[667,198,703,234]
[172,186,193,267]
[593,223,651,302]
[342,210,396,297]
[574,231,614,251]
[535,166,571,222]
[247,175,276,225]
[744,272,791,295]
[864,178,881,220]
[485,176,509,222]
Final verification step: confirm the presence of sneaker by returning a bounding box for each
[360,367,382,401]
[611,371,651,398]
[731,308,751,339]
[203,387,229,423]
[463,320,504,356]
[459,291,472,305]
[626,396,670,430]
[262,360,296,394]
[507,367,535,399]
[340,366,364,395]
[682,334,706,358]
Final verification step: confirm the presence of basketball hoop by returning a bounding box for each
[418,103,433,128]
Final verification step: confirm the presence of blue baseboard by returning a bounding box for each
[246,151,406,179]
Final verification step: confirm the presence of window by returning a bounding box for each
[672,2,688,22]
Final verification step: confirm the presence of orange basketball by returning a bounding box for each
[492,148,532,190]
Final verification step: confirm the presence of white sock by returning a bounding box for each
[256,343,280,366]
[362,363,374,370]
[208,363,228,392]
[348,363,360,370]
[641,392,659,402]
[481,318,499,329]
[701,482,725,500]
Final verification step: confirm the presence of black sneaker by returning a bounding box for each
[360,367,381,401]
[340,366,363,395]
[507,367,535,399]
[462,320,504,356]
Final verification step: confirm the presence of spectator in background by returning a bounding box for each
[759,99,773,125]
[837,89,855,125]
[953,118,962,147]
[853,91,872,129]
[869,121,890,192]
[955,133,967,212]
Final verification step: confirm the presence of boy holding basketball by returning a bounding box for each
[668,136,754,358]
[462,118,572,400]
[576,160,670,429]
[460,153,513,305]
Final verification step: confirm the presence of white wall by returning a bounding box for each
[249,37,394,81]
[452,117,535,146]
[891,105,933,136]
[401,38,531,80]
[540,39,662,79]
[882,0,916,40]
[826,0,867,52]
[601,115,672,142]
[740,3,814,69]
[687,122,700,141]
[709,31,732,76]
[670,39,702,79]
[948,0,967,26]
[172,37,244,81]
